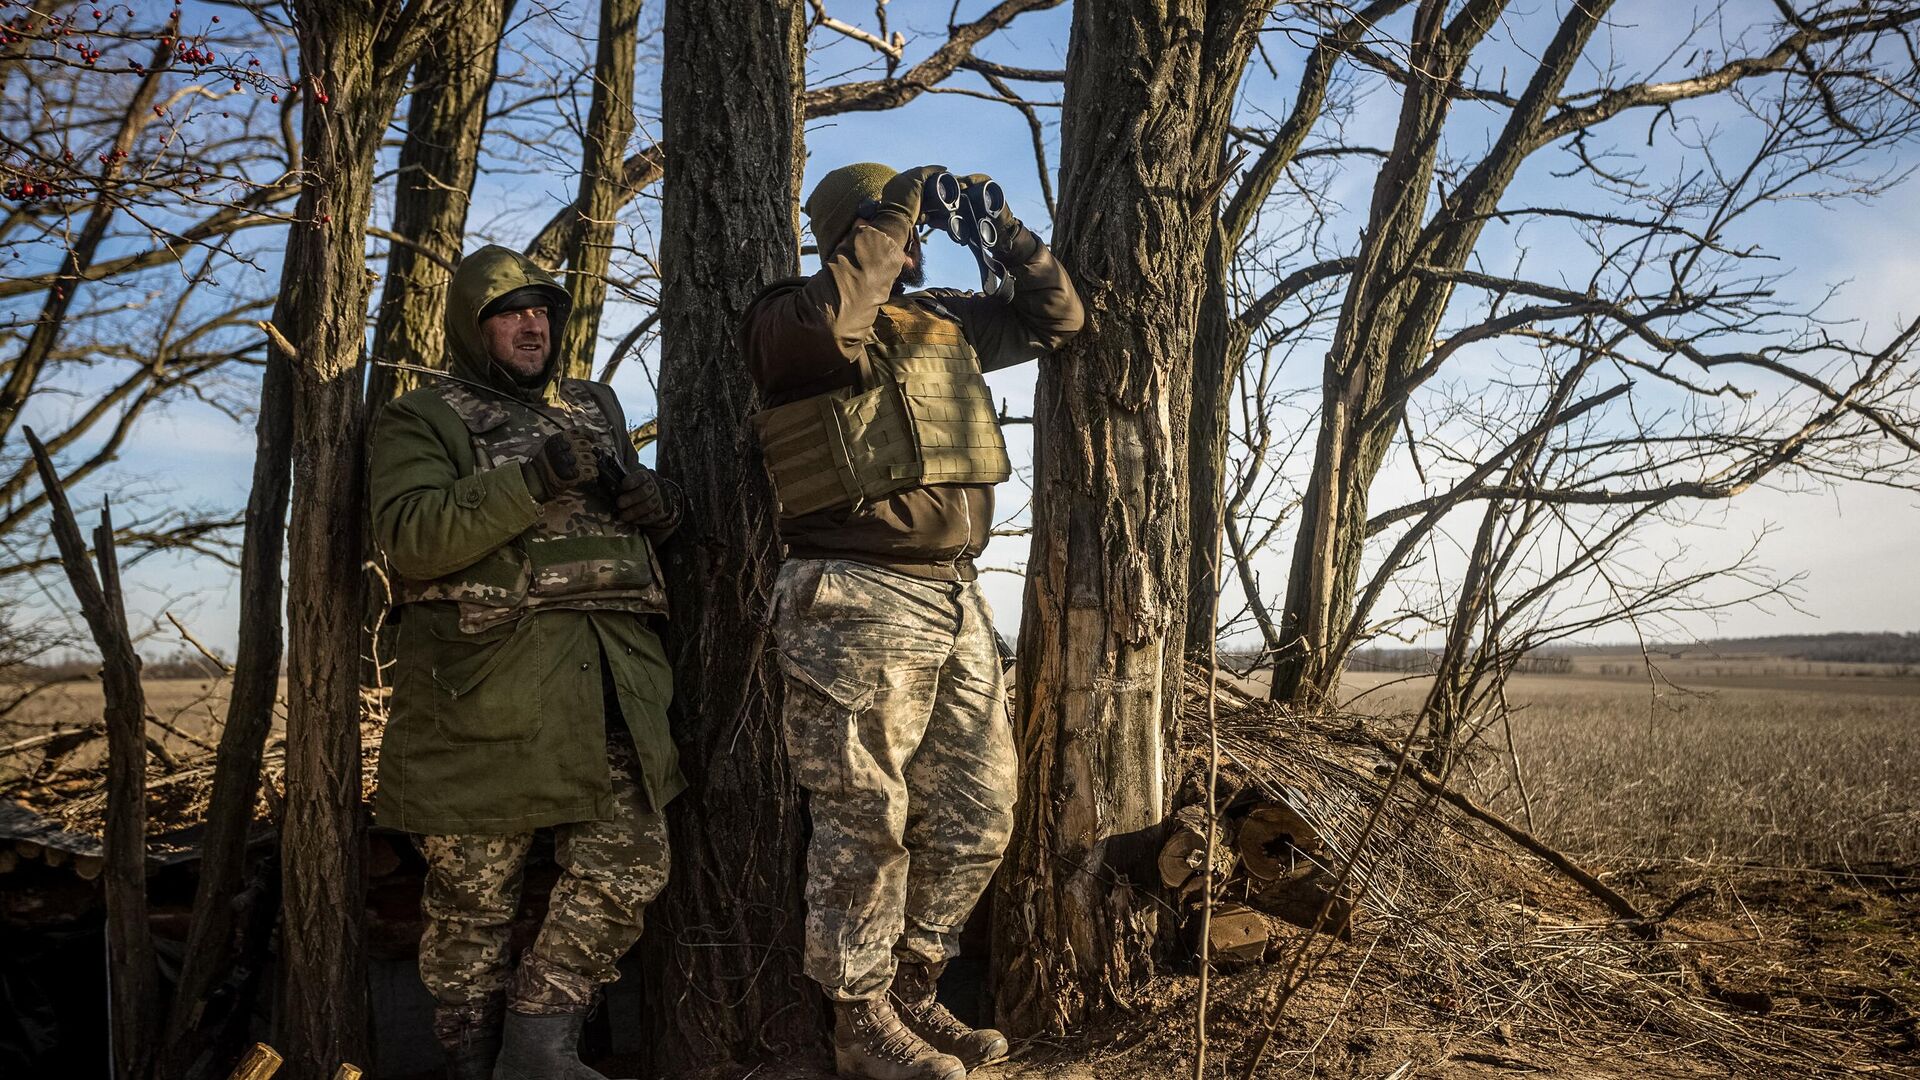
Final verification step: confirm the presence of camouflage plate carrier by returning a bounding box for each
[399,379,666,633]
[751,298,1012,517]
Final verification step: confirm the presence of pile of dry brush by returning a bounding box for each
[1131,667,1896,1076]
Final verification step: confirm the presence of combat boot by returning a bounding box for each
[491,1007,626,1080]
[832,997,967,1080]
[889,961,1010,1069]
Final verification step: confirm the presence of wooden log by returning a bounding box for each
[14,840,43,861]
[228,1042,282,1080]
[1236,802,1322,880]
[1158,804,1238,890]
[1200,902,1270,966]
[1249,868,1353,940]
[43,845,69,869]
[0,849,16,874]
[331,1065,363,1080]
[72,853,104,881]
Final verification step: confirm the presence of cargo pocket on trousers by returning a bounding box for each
[775,651,874,797]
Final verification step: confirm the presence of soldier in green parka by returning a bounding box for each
[369,244,687,1080]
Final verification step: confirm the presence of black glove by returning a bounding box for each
[521,430,599,501]
[614,464,678,529]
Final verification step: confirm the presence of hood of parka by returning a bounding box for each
[444,244,573,402]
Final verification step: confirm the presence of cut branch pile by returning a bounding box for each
[1162,666,1877,1074]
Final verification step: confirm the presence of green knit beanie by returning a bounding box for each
[805,162,897,258]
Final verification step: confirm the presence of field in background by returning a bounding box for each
[7,664,1920,869]
[0,677,279,787]
[1339,668,1920,870]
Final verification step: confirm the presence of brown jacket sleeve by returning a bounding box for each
[931,222,1085,372]
[743,215,1085,404]
[743,216,914,406]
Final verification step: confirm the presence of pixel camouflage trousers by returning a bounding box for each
[771,558,1017,1001]
[415,725,669,1036]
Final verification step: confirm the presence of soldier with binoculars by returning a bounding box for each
[742,165,1084,1080]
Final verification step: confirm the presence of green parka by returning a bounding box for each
[368,245,686,835]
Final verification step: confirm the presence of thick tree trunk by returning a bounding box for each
[278,3,446,1077]
[995,0,1270,1037]
[556,0,643,377]
[366,0,513,403]
[645,0,813,1071]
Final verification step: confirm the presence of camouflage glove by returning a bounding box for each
[614,464,679,529]
[521,430,599,502]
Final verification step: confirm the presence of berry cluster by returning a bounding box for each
[171,39,213,66]
[3,178,59,203]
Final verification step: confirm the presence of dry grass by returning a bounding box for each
[1341,671,1920,869]
[0,677,276,786]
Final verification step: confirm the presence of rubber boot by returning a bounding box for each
[889,961,1010,1069]
[443,1026,502,1080]
[491,1008,626,1080]
[832,997,967,1080]
[435,997,504,1080]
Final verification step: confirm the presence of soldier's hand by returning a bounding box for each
[614,464,675,528]
[877,164,948,228]
[957,172,1019,247]
[522,430,599,501]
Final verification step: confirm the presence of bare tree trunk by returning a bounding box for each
[644,0,813,1071]
[555,0,643,377]
[278,3,449,1077]
[1184,221,1245,661]
[160,341,293,1079]
[995,0,1271,1037]
[24,431,157,1080]
[366,0,514,403]
[1268,0,1609,706]
[1182,0,1404,661]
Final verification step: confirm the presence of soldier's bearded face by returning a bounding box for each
[897,235,926,289]
[481,307,552,381]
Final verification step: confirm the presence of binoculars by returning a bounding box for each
[921,171,1015,300]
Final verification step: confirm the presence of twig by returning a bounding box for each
[168,611,236,675]
[0,723,102,757]
[1193,482,1226,1079]
[1364,731,1651,931]
[146,712,219,757]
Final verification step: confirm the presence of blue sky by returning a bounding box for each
[15,0,1919,657]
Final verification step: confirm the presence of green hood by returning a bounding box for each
[445,244,573,401]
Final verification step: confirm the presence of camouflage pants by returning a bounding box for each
[771,558,1017,1001]
[416,726,669,1035]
